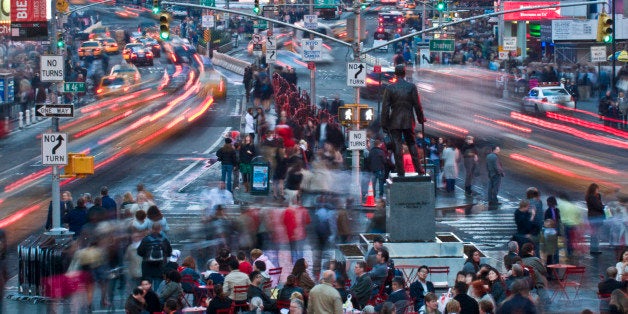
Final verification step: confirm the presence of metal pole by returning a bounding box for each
[309,0,316,108]
[48,0,65,234]
[352,0,361,203]
[611,0,616,92]
[422,0,426,34]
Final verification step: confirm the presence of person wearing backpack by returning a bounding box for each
[137,222,172,288]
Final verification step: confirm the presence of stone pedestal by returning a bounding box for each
[386,175,435,242]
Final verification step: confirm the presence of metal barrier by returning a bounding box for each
[211,52,250,76]
[17,233,74,300]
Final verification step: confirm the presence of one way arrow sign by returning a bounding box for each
[266,49,277,64]
[35,104,75,117]
[347,62,366,87]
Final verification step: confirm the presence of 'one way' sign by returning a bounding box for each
[347,62,366,87]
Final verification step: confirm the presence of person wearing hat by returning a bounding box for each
[381,64,426,177]
[365,235,386,268]
[216,137,238,192]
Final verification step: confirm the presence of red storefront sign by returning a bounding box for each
[503,1,561,21]
[11,0,48,23]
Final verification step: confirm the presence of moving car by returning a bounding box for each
[122,43,144,60]
[196,55,227,100]
[128,46,154,66]
[360,67,396,99]
[99,38,119,54]
[110,64,141,84]
[96,76,133,98]
[165,43,197,65]
[78,41,103,59]
[521,83,575,114]
[138,37,161,57]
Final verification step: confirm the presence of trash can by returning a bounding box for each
[250,156,270,195]
[17,233,74,299]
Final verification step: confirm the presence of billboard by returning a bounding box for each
[503,1,561,21]
[10,0,48,40]
[0,0,9,35]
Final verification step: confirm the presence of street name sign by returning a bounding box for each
[301,38,322,61]
[40,55,64,82]
[35,104,74,117]
[266,49,277,63]
[304,15,318,29]
[429,39,454,52]
[347,62,366,87]
[42,133,68,165]
[348,130,367,150]
[503,37,517,51]
[263,5,277,11]
[63,82,86,93]
[590,46,606,62]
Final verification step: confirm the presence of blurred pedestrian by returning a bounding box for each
[0,229,6,311]
[461,135,479,196]
[239,134,256,193]
[441,139,460,193]
[46,190,74,230]
[586,183,605,255]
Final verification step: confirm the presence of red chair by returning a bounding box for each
[396,265,420,288]
[231,285,250,313]
[428,266,450,290]
[216,308,232,314]
[598,291,612,314]
[552,266,586,301]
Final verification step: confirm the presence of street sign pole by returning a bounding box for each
[352,0,361,204]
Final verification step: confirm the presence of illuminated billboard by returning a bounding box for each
[503,1,561,21]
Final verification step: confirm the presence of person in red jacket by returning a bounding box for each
[283,204,311,263]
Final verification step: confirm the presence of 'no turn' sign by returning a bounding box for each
[42,133,68,165]
[40,55,64,82]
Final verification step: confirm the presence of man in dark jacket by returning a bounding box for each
[486,145,504,207]
[381,65,426,177]
[599,266,622,295]
[409,265,435,311]
[376,276,408,313]
[452,281,479,314]
[100,186,117,220]
[350,261,373,310]
[137,223,172,288]
[497,279,537,314]
[367,140,387,199]
[63,197,88,238]
[246,271,277,311]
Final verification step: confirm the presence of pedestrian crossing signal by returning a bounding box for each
[359,107,374,126]
[338,106,353,126]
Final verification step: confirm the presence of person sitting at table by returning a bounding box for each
[245,296,275,314]
[520,242,551,305]
[609,281,628,313]
[505,263,533,293]
[202,258,225,286]
[254,260,272,297]
[292,258,315,294]
[616,249,628,281]
[409,265,435,311]
[179,256,207,305]
[206,284,232,314]
[247,271,278,312]
[278,275,304,302]
[600,267,622,295]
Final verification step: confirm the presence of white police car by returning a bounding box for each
[521,82,575,114]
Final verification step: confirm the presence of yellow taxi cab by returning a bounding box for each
[122,43,144,61]
[96,76,133,98]
[99,38,119,54]
[197,55,226,100]
[78,41,104,59]
[110,64,141,84]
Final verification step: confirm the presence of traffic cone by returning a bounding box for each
[363,181,376,207]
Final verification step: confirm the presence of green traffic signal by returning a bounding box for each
[159,14,170,40]
[152,0,160,14]
[436,0,446,11]
[57,33,64,48]
[152,6,160,14]
[603,34,613,43]
[160,31,170,40]
[253,6,260,14]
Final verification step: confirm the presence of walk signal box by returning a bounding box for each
[338,104,375,127]
[62,153,94,177]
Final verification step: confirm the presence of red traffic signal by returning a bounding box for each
[307,62,315,70]
[374,65,381,73]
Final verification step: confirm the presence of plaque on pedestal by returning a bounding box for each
[386,175,435,242]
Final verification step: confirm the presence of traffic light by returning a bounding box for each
[597,13,613,43]
[436,0,446,11]
[253,0,260,14]
[56,32,64,48]
[159,13,170,40]
[152,0,160,14]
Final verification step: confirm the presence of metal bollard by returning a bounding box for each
[33,107,38,122]
[25,109,31,126]
[18,112,24,129]
[3,117,8,134]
